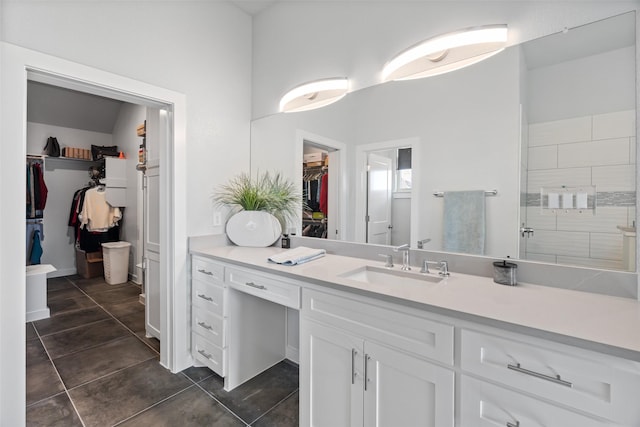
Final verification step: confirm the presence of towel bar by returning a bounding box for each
[433,189,497,197]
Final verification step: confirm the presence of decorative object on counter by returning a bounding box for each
[268,246,326,265]
[493,260,517,286]
[213,171,301,247]
[281,233,290,249]
[44,136,61,157]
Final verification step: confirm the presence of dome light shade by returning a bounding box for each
[279,78,349,113]
[382,25,508,81]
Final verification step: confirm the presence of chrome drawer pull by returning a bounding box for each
[364,354,371,391]
[197,294,213,302]
[351,349,358,384]
[245,281,267,290]
[506,421,520,427]
[197,321,213,331]
[507,363,573,388]
[197,268,214,276]
[198,349,213,359]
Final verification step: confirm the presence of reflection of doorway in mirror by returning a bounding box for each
[302,140,340,239]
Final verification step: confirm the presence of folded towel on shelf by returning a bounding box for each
[268,246,326,266]
[443,190,486,255]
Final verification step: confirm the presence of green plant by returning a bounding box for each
[213,171,301,228]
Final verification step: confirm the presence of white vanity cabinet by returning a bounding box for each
[190,256,227,377]
[300,288,455,427]
[460,329,640,426]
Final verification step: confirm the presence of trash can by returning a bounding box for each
[101,241,131,285]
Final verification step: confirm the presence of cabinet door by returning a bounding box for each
[301,319,364,427]
[364,341,454,427]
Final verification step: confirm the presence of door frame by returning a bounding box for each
[355,137,421,246]
[1,43,189,421]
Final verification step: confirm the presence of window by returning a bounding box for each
[396,147,412,191]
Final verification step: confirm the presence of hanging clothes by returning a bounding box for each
[69,184,122,252]
[29,230,43,265]
[79,187,122,232]
[319,172,328,216]
[26,159,48,218]
[26,221,44,261]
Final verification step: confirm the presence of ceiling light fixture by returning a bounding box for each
[382,24,508,82]
[279,78,349,113]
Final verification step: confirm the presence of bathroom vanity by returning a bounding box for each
[190,243,640,427]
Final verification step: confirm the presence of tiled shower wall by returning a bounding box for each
[523,110,636,271]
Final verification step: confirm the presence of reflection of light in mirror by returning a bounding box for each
[382,24,508,81]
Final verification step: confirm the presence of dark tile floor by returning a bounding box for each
[26,275,299,426]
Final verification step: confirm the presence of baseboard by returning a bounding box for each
[139,293,146,305]
[26,308,50,322]
[286,344,299,364]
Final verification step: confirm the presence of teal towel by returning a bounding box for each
[443,190,485,255]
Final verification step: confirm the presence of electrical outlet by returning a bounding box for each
[213,211,222,226]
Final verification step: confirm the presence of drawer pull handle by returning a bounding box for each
[197,268,214,276]
[507,363,573,388]
[351,349,358,384]
[364,354,371,391]
[245,281,267,290]
[197,321,213,331]
[197,294,214,302]
[198,349,213,359]
[506,422,520,427]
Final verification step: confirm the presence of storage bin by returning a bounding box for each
[102,241,131,285]
[76,248,104,279]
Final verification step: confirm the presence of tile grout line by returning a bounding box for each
[192,381,252,426]
[248,388,299,426]
[29,276,88,427]
[111,385,199,426]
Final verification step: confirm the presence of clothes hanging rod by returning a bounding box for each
[433,189,498,197]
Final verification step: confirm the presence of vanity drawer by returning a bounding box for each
[303,289,454,365]
[461,329,640,423]
[192,332,226,377]
[192,306,225,348]
[225,267,301,309]
[460,375,618,427]
[192,256,224,284]
[192,279,224,316]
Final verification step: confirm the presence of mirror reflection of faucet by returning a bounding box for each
[378,253,394,268]
[417,238,431,249]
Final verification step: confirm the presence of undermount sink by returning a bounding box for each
[339,265,444,286]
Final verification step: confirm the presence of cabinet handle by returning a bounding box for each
[506,422,520,427]
[364,354,371,391]
[351,349,358,384]
[197,293,214,302]
[197,321,213,331]
[507,363,573,388]
[198,349,213,359]
[197,268,214,276]
[245,281,267,290]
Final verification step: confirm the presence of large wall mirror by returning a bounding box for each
[250,12,636,272]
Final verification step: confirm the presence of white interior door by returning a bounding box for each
[144,108,161,340]
[367,153,393,244]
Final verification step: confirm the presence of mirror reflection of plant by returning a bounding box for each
[213,171,303,229]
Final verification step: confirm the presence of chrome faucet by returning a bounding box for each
[393,244,411,271]
[417,238,431,249]
[420,259,450,277]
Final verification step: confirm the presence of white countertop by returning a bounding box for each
[192,245,640,361]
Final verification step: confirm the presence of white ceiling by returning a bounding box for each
[230,0,278,16]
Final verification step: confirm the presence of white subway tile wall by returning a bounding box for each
[525,110,636,270]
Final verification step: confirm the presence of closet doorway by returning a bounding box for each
[25,76,163,351]
[297,131,346,240]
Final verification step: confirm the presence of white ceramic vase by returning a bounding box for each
[225,210,282,247]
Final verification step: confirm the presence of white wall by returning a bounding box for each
[2,1,253,238]
[111,103,147,283]
[27,123,115,276]
[252,1,639,119]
